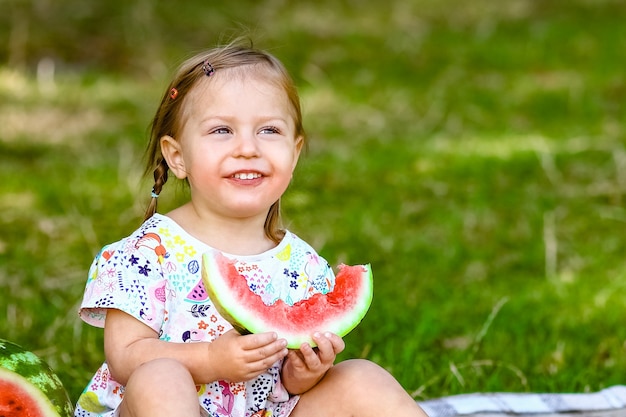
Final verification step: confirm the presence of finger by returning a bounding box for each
[298,342,322,368]
[310,333,335,364]
[313,332,344,363]
[246,346,288,374]
[314,331,345,354]
[325,332,346,354]
[287,349,305,366]
[240,332,279,350]
[253,339,288,362]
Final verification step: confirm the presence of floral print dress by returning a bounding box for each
[75,213,335,417]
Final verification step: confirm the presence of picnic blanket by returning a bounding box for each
[419,386,626,416]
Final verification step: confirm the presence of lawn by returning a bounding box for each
[1,0,625,403]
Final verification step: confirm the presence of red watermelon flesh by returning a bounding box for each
[0,372,57,417]
[201,251,373,348]
[0,340,73,417]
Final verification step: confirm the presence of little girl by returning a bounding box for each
[76,41,428,417]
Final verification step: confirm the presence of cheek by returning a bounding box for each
[278,150,299,175]
[187,162,214,182]
[184,153,217,184]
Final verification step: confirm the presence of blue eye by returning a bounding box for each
[211,127,231,134]
[260,126,280,134]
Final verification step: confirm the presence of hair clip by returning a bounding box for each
[169,87,179,100]
[201,60,215,76]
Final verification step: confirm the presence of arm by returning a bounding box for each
[280,332,345,395]
[104,308,289,385]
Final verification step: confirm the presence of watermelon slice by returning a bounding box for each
[201,251,373,348]
[0,339,74,417]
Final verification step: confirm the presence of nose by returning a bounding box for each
[233,130,260,158]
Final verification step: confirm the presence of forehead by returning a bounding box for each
[192,66,291,109]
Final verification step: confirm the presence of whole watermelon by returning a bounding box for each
[0,339,74,417]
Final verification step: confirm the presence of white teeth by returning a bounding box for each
[233,172,261,180]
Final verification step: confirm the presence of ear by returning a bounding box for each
[160,135,187,179]
[291,135,304,171]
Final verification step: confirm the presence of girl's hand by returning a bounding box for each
[281,332,345,395]
[207,329,289,382]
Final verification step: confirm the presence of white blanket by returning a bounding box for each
[418,386,626,416]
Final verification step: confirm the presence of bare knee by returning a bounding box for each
[120,358,198,417]
[292,359,425,417]
[128,358,194,391]
[328,358,395,388]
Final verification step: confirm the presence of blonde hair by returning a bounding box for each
[143,41,305,243]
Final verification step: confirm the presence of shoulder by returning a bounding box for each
[120,214,182,249]
[281,230,321,257]
[91,214,177,266]
[98,214,170,246]
[277,231,335,297]
[280,230,333,276]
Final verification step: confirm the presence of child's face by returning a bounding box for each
[162,71,303,223]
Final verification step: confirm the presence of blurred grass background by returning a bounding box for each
[1,0,625,402]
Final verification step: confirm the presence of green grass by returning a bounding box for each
[1,0,625,403]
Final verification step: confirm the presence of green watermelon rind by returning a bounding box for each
[0,339,74,417]
[202,252,373,349]
[0,367,60,417]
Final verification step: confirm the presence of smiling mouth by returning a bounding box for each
[232,172,262,180]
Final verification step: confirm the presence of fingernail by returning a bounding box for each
[324,332,332,338]
[313,332,321,338]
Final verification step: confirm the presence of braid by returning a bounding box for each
[143,158,169,221]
